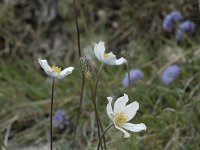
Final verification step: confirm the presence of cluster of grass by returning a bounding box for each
[0,0,200,149]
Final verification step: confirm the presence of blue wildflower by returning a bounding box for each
[175,20,195,42]
[170,11,182,22]
[179,20,195,34]
[162,10,182,31]
[163,15,174,31]
[175,29,183,42]
[122,69,144,87]
[53,109,70,129]
[161,65,180,85]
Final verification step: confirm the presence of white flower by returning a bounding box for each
[106,94,146,138]
[38,59,74,79]
[94,41,127,65]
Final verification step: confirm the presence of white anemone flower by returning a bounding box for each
[106,93,146,138]
[94,41,127,65]
[38,59,74,79]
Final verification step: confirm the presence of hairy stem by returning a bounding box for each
[50,77,55,150]
[73,0,81,57]
[88,78,103,150]
[126,51,132,100]
[72,0,86,149]
[93,63,107,149]
[125,51,134,150]
[94,63,104,102]
[72,74,85,149]
[97,124,113,150]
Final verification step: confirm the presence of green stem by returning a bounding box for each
[88,78,103,150]
[94,63,104,103]
[97,124,113,150]
[125,51,133,150]
[73,0,81,57]
[72,74,85,149]
[72,0,86,149]
[50,77,55,150]
[93,63,107,149]
[126,51,132,100]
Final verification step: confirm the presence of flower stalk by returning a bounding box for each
[88,78,103,149]
[97,124,114,150]
[71,0,86,149]
[50,77,55,150]
[93,63,107,149]
[125,51,133,149]
[94,63,104,103]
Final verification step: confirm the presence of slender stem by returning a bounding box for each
[88,78,103,150]
[97,124,113,150]
[125,51,133,150]
[50,77,55,150]
[72,74,85,149]
[126,51,132,100]
[73,0,81,57]
[94,63,104,102]
[93,63,107,149]
[72,0,86,149]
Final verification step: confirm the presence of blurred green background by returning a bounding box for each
[0,0,200,149]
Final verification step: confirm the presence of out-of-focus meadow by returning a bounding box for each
[0,0,200,149]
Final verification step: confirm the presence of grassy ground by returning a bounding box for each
[0,0,200,150]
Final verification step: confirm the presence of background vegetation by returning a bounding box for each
[0,0,200,149]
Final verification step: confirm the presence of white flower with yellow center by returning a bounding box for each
[38,59,74,79]
[106,94,146,138]
[94,41,127,65]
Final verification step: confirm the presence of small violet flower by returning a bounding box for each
[122,69,144,87]
[170,11,182,22]
[53,110,70,129]
[162,10,182,31]
[94,41,127,65]
[175,20,195,42]
[175,29,183,42]
[106,94,146,138]
[38,59,74,79]
[179,20,195,33]
[161,65,180,85]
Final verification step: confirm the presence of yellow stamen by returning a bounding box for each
[104,52,109,58]
[51,65,61,74]
[114,112,128,127]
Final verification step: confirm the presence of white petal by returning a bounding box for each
[122,123,147,132]
[103,52,117,65]
[123,101,139,121]
[57,67,74,79]
[115,124,130,138]
[38,59,53,76]
[94,41,105,62]
[114,94,129,114]
[103,53,127,65]
[106,97,114,120]
[115,57,127,65]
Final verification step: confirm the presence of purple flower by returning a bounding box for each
[170,11,182,22]
[161,65,180,85]
[179,20,195,34]
[175,20,195,42]
[162,10,182,31]
[122,69,144,87]
[163,15,174,31]
[53,109,70,129]
[175,29,183,42]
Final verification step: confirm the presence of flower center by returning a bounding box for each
[104,52,109,58]
[114,112,128,127]
[52,65,61,74]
